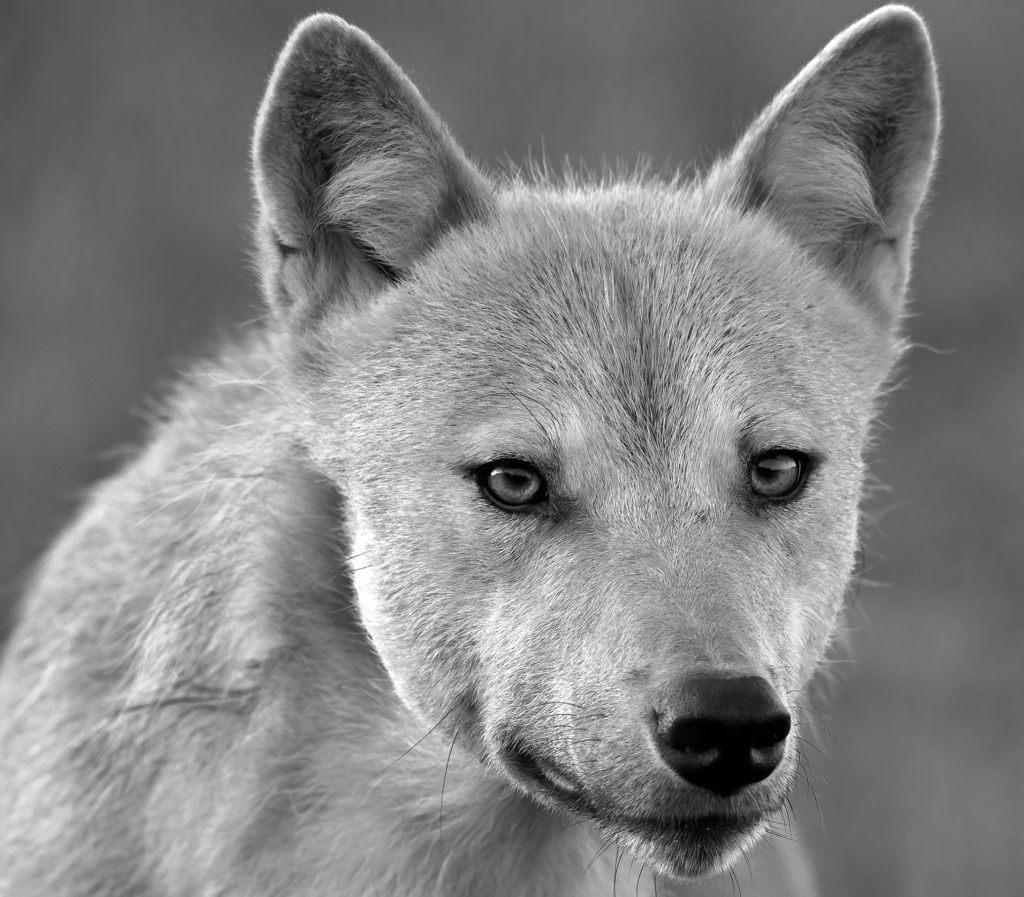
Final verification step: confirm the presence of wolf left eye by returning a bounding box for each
[749,451,809,500]
[476,460,548,510]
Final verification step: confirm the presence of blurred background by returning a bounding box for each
[1,1,1020,893]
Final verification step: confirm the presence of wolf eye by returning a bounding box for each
[749,451,808,500]
[476,460,547,510]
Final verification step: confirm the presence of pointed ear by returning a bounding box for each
[708,6,939,328]
[252,14,492,319]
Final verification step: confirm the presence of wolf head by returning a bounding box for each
[252,7,938,879]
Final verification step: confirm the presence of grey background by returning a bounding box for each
[2,1,1021,893]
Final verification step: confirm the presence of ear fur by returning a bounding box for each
[708,5,940,327]
[252,14,492,318]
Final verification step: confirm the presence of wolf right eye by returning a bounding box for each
[476,461,548,510]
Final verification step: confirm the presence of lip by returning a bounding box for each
[502,740,586,804]
[608,811,762,843]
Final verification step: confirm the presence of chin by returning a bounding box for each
[605,811,772,880]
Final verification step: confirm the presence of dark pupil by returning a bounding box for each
[754,453,799,494]
[490,466,537,503]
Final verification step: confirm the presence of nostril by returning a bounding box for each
[750,715,791,749]
[653,674,791,796]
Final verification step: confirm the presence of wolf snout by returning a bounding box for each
[651,674,791,797]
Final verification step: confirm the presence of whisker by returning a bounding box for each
[439,722,460,860]
[363,706,456,788]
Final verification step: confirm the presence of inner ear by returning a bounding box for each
[251,14,492,319]
[708,7,939,327]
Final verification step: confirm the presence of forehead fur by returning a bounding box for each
[343,177,893,451]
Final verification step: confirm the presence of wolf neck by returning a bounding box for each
[338,745,582,896]
[303,603,590,895]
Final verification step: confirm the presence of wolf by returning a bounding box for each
[0,6,938,895]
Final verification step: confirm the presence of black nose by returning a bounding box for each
[653,674,791,796]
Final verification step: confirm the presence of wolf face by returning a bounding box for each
[252,7,937,880]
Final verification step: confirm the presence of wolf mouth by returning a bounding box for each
[501,740,768,863]
[502,740,586,803]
